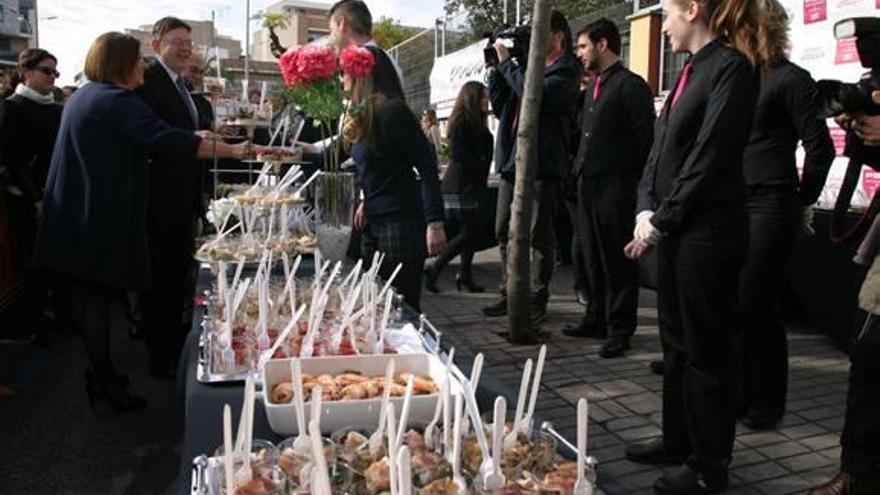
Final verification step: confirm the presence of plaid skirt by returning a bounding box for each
[361,218,427,312]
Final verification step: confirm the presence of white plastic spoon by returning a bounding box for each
[461,353,484,435]
[369,360,395,454]
[308,419,332,495]
[451,393,466,492]
[291,359,309,452]
[523,344,547,436]
[573,398,593,495]
[310,384,323,434]
[460,380,492,478]
[504,358,532,449]
[387,402,399,495]
[484,396,506,490]
[398,445,412,495]
[223,405,235,495]
[424,347,455,451]
[394,375,415,450]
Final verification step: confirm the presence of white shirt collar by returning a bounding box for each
[156,57,183,85]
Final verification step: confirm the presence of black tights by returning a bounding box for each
[71,283,123,386]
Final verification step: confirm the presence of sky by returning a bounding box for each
[40,0,446,86]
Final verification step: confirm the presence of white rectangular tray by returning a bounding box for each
[261,352,459,435]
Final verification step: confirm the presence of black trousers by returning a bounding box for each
[576,173,639,337]
[431,205,482,276]
[143,217,197,371]
[563,198,588,293]
[738,186,800,418]
[657,208,745,474]
[495,177,561,303]
[361,218,427,312]
[841,315,880,478]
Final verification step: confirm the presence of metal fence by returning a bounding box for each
[388,1,638,114]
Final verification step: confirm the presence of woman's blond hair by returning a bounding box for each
[676,0,771,69]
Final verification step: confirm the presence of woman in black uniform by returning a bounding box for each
[622,0,766,491]
[737,0,835,430]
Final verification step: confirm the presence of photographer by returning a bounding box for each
[481,10,582,322]
[808,91,880,495]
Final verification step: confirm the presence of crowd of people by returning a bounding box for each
[2,0,880,493]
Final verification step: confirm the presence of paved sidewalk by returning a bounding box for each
[421,250,849,495]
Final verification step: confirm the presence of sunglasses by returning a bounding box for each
[34,66,60,77]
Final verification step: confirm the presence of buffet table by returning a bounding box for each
[176,264,519,494]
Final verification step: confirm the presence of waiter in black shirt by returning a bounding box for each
[137,17,210,378]
[623,0,764,491]
[737,0,834,431]
[561,19,655,359]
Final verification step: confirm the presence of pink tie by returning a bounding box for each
[670,62,693,110]
[592,75,602,102]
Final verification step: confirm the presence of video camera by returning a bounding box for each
[483,25,531,68]
[817,17,880,118]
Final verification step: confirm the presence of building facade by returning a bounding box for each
[125,18,242,60]
[251,0,331,62]
[0,0,36,68]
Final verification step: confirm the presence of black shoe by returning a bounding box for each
[483,297,507,317]
[626,439,688,465]
[424,265,441,294]
[561,316,607,338]
[599,337,630,358]
[653,465,728,495]
[455,273,484,293]
[740,410,783,430]
[650,360,665,375]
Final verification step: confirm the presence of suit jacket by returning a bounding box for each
[637,40,759,234]
[573,62,655,181]
[136,60,204,252]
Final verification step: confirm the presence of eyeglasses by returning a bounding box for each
[164,38,194,48]
[34,66,60,77]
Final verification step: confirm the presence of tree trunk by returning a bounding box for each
[506,0,554,343]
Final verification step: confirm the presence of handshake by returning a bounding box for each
[624,210,663,260]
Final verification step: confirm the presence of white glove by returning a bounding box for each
[802,206,816,236]
[634,210,663,245]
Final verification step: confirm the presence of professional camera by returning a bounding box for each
[817,17,880,118]
[483,24,531,68]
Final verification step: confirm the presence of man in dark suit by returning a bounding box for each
[560,19,655,358]
[137,17,208,378]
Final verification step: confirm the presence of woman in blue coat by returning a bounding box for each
[32,32,252,411]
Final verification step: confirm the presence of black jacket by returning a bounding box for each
[136,61,205,235]
[488,52,582,181]
[32,83,200,290]
[0,94,62,203]
[573,62,655,180]
[638,40,759,234]
[441,119,493,203]
[742,59,834,205]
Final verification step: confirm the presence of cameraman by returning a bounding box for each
[809,92,880,495]
[481,10,583,322]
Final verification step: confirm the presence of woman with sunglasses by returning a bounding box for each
[0,48,63,343]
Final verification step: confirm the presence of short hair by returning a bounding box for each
[580,18,621,56]
[329,0,372,37]
[152,16,191,39]
[18,48,57,76]
[550,10,573,51]
[84,32,142,85]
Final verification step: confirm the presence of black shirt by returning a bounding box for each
[638,39,759,233]
[573,61,655,179]
[0,94,62,202]
[741,59,834,205]
[351,98,444,224]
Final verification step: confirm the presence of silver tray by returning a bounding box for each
[196,310,444,384]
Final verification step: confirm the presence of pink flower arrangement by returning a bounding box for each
[279,44,338,86]
[339,44,375,80]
